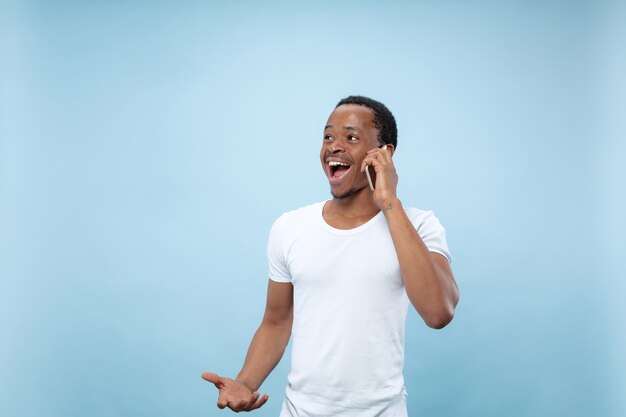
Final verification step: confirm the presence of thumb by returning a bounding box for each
[201,372,223,387]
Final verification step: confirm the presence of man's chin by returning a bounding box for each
[331,185,366,200]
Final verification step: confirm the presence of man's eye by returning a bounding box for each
[324,135,333,142]
[347,135,359,142]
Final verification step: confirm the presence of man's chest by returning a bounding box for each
[286,228,403,295]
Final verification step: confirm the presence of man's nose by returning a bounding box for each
[329,146,342,153]
[328,140,346,153]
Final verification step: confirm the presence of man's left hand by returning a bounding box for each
[361,145,398,210]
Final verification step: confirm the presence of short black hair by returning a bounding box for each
[335,95,398,149]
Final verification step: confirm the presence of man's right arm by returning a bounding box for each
[202,279,293,412]
[236,279,293,391]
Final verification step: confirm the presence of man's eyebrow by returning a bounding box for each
[324,124,362,132]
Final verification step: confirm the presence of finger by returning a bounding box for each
[366,143,389,153]
[366,144,390,153]
[242,392,261,411]
[241,392,260,411]
[201,372,223,388]
[361,153,381,172]
[381,145,393,163]
[371,150,394,169]
[361,153,386,173]
[217,397,228,409]
[249,394,270,410]
[230,398,248,412]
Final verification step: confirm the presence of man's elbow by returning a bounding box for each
[425,287,460,329]
[424,307,455,330]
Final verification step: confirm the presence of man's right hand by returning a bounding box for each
[201,372,269,412]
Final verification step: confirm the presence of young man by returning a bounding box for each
[203,96,459,416]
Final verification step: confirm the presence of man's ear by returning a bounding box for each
[384,144,395,157]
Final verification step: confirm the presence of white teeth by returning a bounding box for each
[328,161,349,167]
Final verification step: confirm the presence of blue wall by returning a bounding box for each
[1,1,624,416]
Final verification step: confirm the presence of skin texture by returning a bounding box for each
[201,280,293,412]
[202,103,460,412]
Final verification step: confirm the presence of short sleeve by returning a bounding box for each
[266,217,292,282]
[412,210,452,263]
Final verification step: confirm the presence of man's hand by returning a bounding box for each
[360,145,399,211]
[201,372,269,412]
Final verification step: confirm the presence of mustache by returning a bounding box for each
[324,152,354,164]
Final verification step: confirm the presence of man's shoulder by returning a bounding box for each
[277,201,325,220]
[403,206,443,229]
[272,201,325,228]
[404,206,432,218]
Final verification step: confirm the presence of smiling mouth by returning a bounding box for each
[328,160,352,183]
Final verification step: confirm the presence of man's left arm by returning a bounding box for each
[384,202,459,328]
[362,146,459,329]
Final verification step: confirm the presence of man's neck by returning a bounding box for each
[323,187,380,229]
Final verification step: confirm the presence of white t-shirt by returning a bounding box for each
[267,201,451,417]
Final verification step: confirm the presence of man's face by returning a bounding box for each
[320,104,381,199]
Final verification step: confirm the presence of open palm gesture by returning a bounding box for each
[202,372,269,412]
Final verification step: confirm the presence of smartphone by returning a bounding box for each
[366,144,387,191]
[366,165,376,191]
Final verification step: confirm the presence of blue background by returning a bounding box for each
[1,1,624,416]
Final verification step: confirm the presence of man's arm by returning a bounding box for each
[362,146,459,329]
[202,279,293,412]
[383,203,458,328]
[237,279,294,390]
